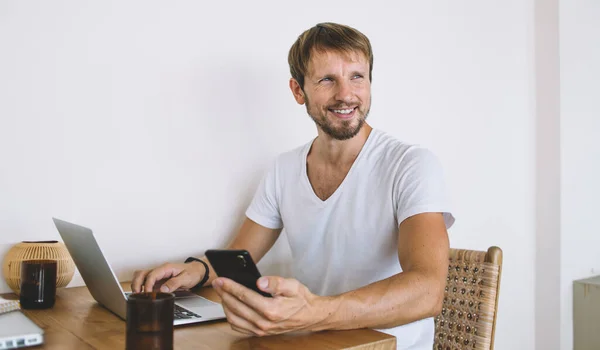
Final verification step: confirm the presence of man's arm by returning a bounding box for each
[314,212,449,330]
[211,212,449,335]
[131,217,281,293]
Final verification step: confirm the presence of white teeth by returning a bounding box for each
[332,108,354,114]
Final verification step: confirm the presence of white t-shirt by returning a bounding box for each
[245,128,455,350]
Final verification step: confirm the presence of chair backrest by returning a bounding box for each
[433,246,503,350]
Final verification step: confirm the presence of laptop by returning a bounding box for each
[0,311,44,349]
[52,218,226,326]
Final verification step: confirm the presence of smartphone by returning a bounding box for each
[205,249,271,297]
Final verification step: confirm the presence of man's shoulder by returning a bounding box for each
[370,129,413,150]
[369,129,439,167]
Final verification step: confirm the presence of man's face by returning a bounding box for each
[292,50,371,140]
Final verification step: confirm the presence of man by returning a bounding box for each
[132,22,454,349]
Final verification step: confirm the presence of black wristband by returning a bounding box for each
[184,257,209,290]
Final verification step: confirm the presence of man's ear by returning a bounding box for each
[289,78,305,105]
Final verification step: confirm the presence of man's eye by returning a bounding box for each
[353,75,364,79]
[320,77,332,82]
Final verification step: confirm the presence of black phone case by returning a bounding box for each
[205,249,271,297]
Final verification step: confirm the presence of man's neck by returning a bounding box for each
[310,123,373,167]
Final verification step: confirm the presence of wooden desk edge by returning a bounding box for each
[1,282,397,350]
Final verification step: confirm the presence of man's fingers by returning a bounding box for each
[231,325,255,336]
[160,274,189,293]
[132,263,203,294]
[216,278,270,312]
[222,302,268,336]
[220,289,267,324]
[143,271,162,293]
[143,265,179,293]
[131,270,149,293]
[259,276,300,297]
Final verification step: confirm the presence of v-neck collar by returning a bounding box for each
[301,129,378,206]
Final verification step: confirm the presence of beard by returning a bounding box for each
[304,95,370,141]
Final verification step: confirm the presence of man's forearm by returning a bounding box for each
[311,270,445,331]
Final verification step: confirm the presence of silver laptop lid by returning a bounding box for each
[52,218,127,319]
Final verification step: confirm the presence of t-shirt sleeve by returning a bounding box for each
[245,160,284,230]
[395,147,455,229]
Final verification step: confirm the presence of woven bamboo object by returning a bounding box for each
[2,241,75,294]
[433,246,503,350]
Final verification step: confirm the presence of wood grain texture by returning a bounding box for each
[1,282,396,349]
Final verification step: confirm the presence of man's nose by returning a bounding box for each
[334,80,353,102]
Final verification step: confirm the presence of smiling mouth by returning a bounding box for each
[329,107,357,119]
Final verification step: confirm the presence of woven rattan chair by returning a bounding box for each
[433,246,503,350]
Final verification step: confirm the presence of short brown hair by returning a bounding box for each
[288,22,373,89]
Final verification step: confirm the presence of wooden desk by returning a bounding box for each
[2,283,396,349]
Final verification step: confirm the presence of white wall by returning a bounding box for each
[559,1,600,349]
[0,2,535,349]
[535,0,561,349]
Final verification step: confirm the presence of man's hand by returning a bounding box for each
[212,276,330,336]
[131,261,205,293]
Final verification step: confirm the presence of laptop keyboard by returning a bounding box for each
[174,304,201,320]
